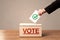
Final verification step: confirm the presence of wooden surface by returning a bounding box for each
[0,30,60,40]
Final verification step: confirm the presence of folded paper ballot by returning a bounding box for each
[29,10,40,23]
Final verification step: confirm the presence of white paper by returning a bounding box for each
[29,10,40,23]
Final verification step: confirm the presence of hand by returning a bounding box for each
[38,9,46,16]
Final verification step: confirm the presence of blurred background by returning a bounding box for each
[0,0,60,30]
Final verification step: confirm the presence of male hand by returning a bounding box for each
[38,9,46,16]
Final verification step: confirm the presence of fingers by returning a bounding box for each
[38,9,46,16]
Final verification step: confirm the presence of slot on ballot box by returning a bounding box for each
[19,23,42,37]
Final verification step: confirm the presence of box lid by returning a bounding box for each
[20,23,42,26]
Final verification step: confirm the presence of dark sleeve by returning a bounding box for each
[45,0,60,14]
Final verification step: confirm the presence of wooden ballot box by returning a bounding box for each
[19,23,42,37]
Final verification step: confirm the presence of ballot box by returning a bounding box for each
[19,23,42,37]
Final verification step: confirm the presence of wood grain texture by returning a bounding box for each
[19,26,42,37]
[0,30,60,40]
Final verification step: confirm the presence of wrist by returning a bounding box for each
[42,9,46,13]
